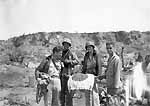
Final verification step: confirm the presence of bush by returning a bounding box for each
[103,32,116,42]
[115,31,129,42]
[8,48,26,64]
[29,35,38,45]
[91,33,102,46]
[12,37,24,47]
[145,35,150,43]
[7,94,31,106]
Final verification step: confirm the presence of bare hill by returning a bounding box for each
[0,31,150,64]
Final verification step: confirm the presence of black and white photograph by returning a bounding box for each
[0,0,150,106]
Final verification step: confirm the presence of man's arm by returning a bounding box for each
[113,58,122,88]
[62,52,79,66]
[71,52,79,66]
[35,58,47,80]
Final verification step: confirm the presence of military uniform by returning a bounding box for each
[60,38,79,106]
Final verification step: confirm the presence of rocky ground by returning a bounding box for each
[0,64,37,106]
[0,64,149,106]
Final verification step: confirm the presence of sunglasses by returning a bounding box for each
[106,47,112,50]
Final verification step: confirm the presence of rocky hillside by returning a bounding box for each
[0,31,150,66]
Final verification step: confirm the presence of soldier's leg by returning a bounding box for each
[66,89,72,106]
[65,78,73,106]
[60,76,67,106]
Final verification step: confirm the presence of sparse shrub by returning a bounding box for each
[75,50,84,60]
[124,37,132,45]
[81,33,88,38]
[42,39,49,47]
[29,35,37,45]
[90,33,102,46]
[12,37,24,47]
[103,32,116,42]
[115,31,128,42]
[143,31,150,35]
[7,94,31,106]
[144,35,150,43]
[8,48,26,64]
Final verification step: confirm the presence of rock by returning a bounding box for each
[3,99,9,105]
[28,76,36,88]
[0,101,4,106]
[28,62,39,69]
[142,99,147,105]
[0,65,8,72]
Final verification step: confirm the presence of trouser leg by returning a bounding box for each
[43,83,52,106]
[52,78,61,106]
[66,89,73,106]
[60,76,67,106]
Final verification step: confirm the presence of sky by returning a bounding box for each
[0,0,150,40]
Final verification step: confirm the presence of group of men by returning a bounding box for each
[35,37,125,106]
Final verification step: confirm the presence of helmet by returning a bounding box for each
[62,38,71,46]
[85,41,95,49]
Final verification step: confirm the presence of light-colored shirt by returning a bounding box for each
[48,59,61,77]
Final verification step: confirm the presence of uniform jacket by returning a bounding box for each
[35,55,51,74]
[61,49,79,75]
[106,53,122,89]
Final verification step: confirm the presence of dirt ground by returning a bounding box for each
[0,64,149,106]
[0,64,38,106]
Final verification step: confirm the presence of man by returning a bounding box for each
[60,38,79,106]
[35,46,62,106]
[98,42,122,96]
[105,42,122,95]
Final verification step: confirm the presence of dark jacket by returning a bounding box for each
[61,49,79,75]
[82,51,102,76]
[35,55,51,79]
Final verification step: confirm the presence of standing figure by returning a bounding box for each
[82,41,102,76]
[35,46,62,106]
[82,41,101,106]
[60,38,79,106]
[105,42,122,96]
[142,55,150,105]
